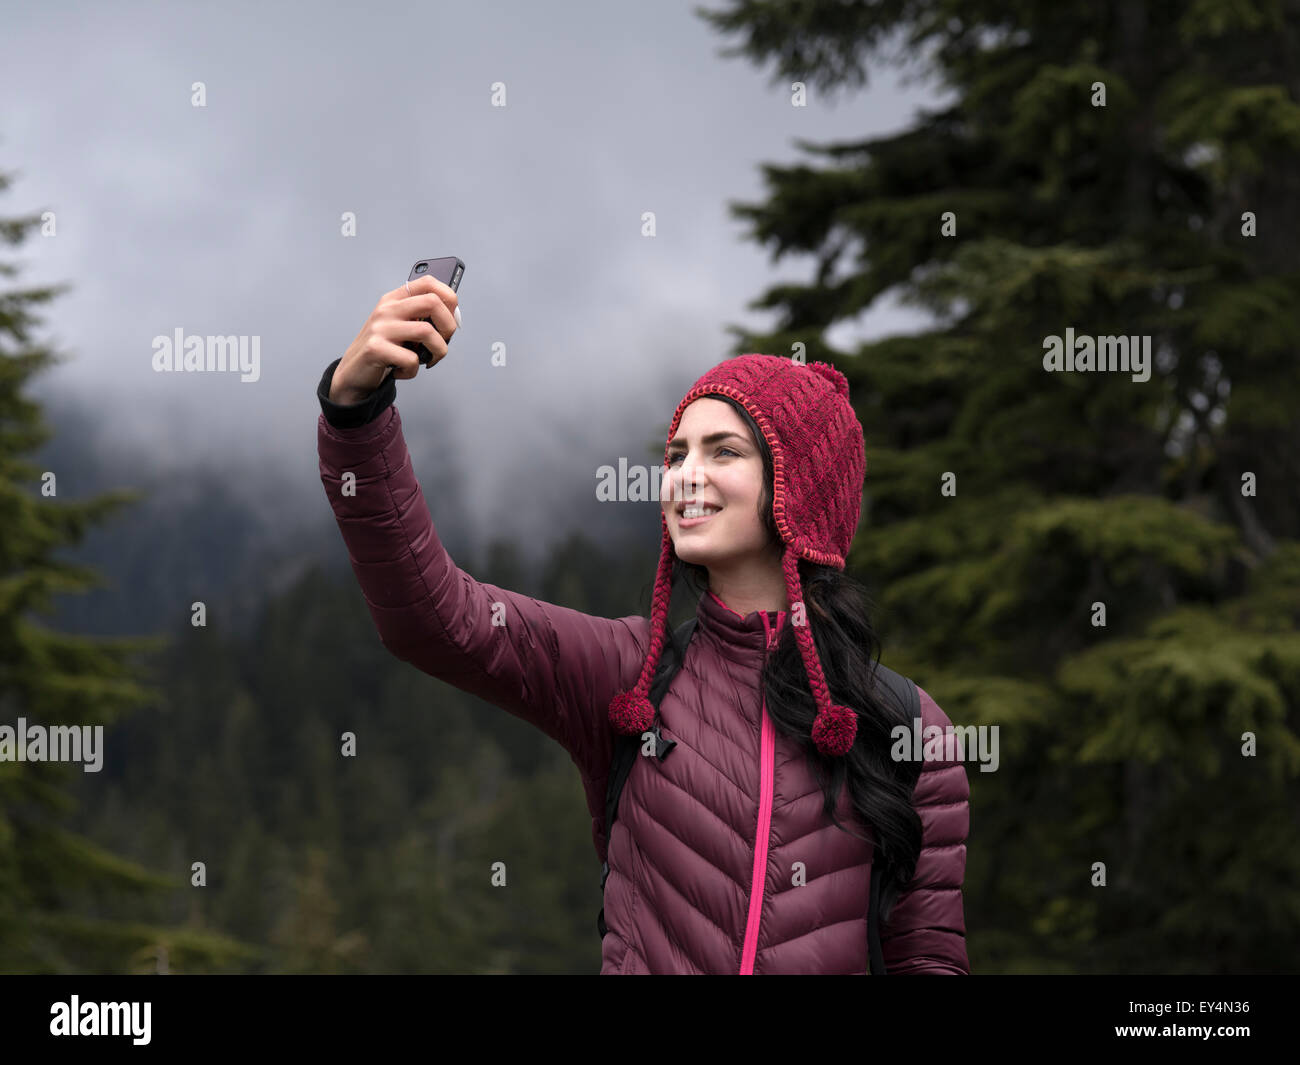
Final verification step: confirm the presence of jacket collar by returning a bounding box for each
[696,587,787,650]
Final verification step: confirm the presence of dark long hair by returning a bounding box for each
[664,395,923,923]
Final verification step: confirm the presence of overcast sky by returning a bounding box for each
[2,0,945,562]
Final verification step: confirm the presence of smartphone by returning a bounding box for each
[403,257,465,367]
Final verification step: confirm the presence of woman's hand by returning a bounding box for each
[329,275,461,404]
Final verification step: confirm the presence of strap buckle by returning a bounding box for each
[649,721,677,760]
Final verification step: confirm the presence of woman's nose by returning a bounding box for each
[678,464,707,497]
[666,467,705,505]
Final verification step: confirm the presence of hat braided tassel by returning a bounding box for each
[608,524,676,737]
[783,545,858,757]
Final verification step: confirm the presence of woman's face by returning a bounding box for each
[661,397,772,570]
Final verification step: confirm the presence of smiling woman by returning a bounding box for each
[660,397,788,618]
[317,346,969,974]
[602,354,969,974]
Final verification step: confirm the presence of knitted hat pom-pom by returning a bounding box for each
[807,361,850,400]
[609,689,655,736]
[812,703,858,757]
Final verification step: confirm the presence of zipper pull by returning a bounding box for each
[765,610,784,651]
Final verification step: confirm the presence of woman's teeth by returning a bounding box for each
[682,505,720,519]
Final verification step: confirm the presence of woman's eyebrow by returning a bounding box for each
[667,431,747,449]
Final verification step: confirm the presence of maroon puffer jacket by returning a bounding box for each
[318,404,970,975]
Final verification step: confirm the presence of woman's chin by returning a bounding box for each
[671,539,716,566]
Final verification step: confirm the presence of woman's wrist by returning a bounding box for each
[330,383,372,405]
[317,357,397,429]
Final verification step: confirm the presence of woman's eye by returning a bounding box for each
[667,447,737,466]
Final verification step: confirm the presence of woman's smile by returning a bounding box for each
[679,505,723,529]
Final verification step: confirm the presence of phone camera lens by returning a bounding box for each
[414,262,428,274]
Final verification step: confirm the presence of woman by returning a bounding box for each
[316,274,970,974]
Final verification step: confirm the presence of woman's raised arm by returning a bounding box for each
[317,401,650,817]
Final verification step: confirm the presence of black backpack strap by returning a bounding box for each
[866,662,920,975]
[869,860,886,976]
[597,617,697,939]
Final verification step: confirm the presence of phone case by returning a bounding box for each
[403,257,464,366]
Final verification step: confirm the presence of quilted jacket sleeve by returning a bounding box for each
[879,686,971,975]
[317,400,650,843]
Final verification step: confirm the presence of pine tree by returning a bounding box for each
[696,0,1300,972]
[0,162,250,972]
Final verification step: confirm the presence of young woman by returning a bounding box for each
[316,274,970,974]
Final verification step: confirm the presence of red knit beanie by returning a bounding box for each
[608,353,867,757]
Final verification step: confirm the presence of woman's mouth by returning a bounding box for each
[679,504,722,529]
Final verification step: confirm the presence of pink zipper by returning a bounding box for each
[740,609,784,974]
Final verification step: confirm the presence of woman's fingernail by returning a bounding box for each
[454,306,462,328]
